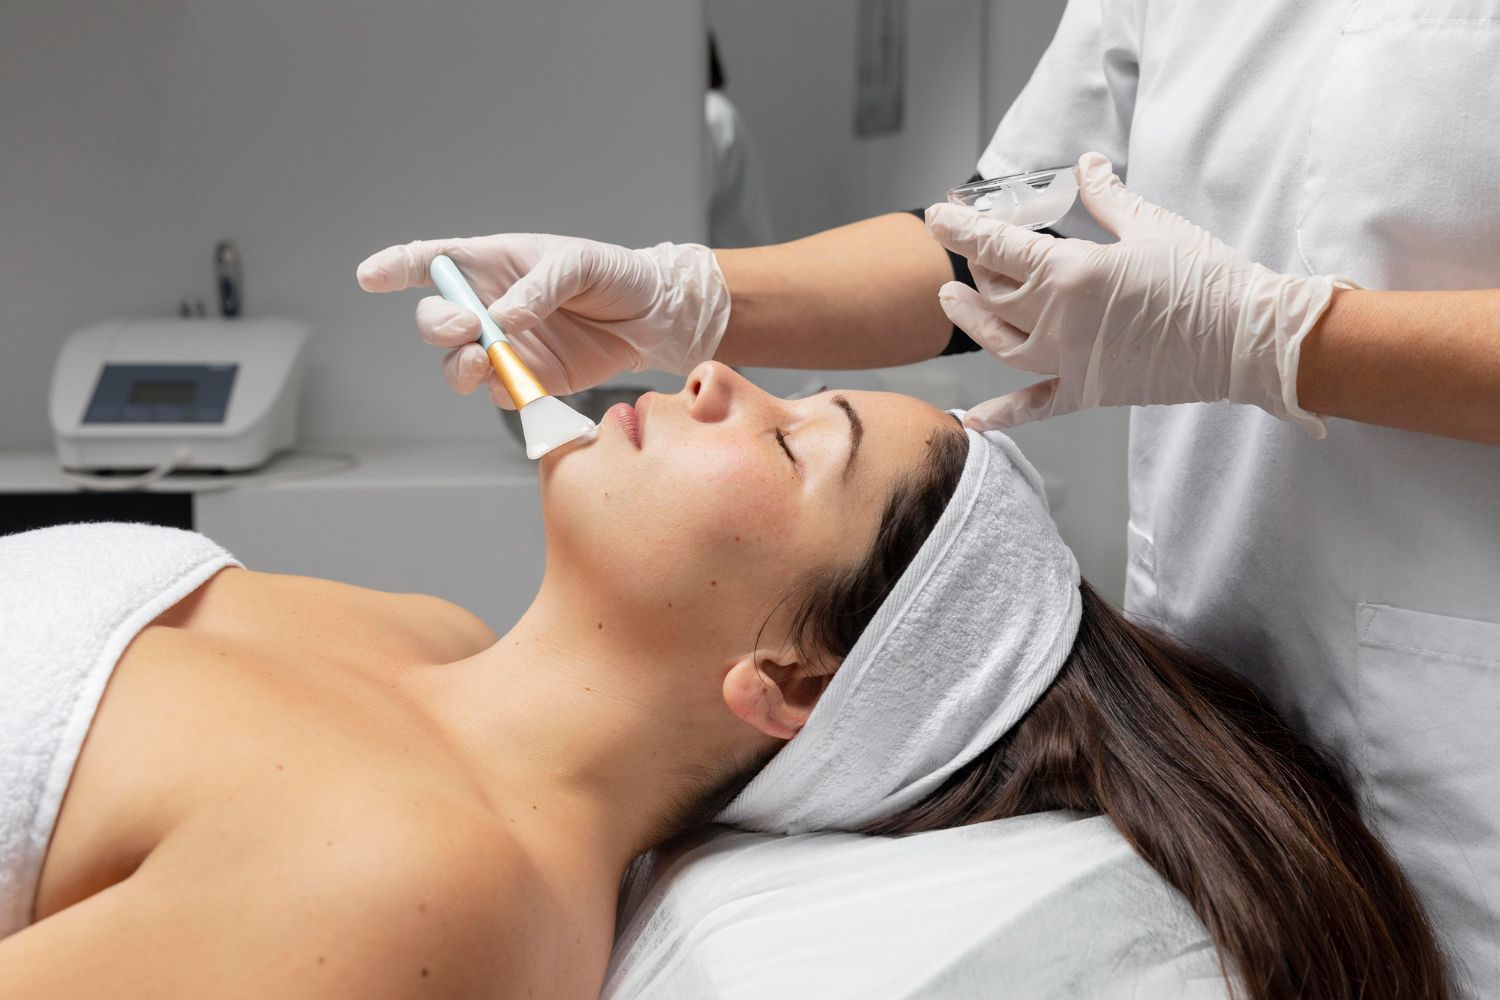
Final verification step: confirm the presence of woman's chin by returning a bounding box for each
[537,426,621,507]
[537,425,602,472]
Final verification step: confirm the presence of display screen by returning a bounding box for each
[82,363,237,424]
[127,380,197,406]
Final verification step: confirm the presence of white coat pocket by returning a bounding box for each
[1356,601,1500,992]
[1296,4,1500,289]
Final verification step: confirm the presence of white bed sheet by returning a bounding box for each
[603,811,1230,999]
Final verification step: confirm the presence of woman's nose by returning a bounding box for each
[684,360,741,422]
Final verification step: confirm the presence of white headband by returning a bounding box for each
[717,426,1082,835]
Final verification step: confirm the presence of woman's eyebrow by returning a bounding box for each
[832,395,863,480]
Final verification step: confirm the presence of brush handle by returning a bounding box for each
[429,253,547,409]
[430,254,508,351]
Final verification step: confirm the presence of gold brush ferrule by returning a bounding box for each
[486,341,547,409]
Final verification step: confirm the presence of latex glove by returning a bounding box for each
[357,234,731,406]
[926,152,1355,436]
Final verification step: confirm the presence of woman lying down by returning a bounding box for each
[0,362,1446,998]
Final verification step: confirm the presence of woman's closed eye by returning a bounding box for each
[775,429,799,468]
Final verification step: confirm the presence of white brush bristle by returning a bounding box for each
[520,396,598,460]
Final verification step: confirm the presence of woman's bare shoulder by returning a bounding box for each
[154,565,497,659]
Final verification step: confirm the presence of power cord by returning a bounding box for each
[59,446,192,492]
[61,448,359,493]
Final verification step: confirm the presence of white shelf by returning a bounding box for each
[0,440,538,495]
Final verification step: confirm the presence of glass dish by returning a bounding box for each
[945,166,1078,230]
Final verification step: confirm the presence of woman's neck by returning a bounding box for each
[400,573,764,877]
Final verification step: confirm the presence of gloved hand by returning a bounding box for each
[357,234,731,406]
[925,152,1355,437]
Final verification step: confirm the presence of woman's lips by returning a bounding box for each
[607,402,641,448]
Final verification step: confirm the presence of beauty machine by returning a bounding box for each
[49,318,309,474]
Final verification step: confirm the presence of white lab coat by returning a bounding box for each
[980,1,1500,993]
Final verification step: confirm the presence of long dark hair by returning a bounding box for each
[790,425,1448,999]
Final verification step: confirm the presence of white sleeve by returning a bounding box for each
[978,0,1140,237]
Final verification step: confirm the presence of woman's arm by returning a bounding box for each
[1298,287,1500,445]
[713,212,957,370]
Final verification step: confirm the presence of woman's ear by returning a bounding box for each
[722,650,836,740]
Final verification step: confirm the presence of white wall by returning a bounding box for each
[0,0,704,451]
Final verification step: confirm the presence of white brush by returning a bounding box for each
[429,255,597,460]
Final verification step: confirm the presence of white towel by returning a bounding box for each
[719,427,1082,834]
[0,522,239,938]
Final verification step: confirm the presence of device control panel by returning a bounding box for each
[82,363,238,425]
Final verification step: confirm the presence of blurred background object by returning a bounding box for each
[704,33,775,248]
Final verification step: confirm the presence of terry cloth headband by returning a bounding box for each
[718,425,1083,835]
